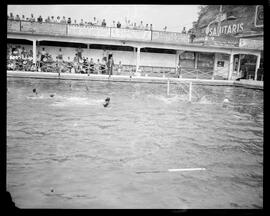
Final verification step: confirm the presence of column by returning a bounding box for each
[237,54,241,76]
[228,53,234,80]
[194,52,198,69]
[133,47,136,71]
[33,39,37,65]
[175,50,179,68]
[136,47,141,72]
[212,53,218,80]
[255,53,261,81]
[87,44,90,49]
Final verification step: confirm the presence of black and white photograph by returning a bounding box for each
[6,4,263,209]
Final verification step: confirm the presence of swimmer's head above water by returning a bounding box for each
[33,88,37,95]
[222,98,230,107]
[103,97,110,107]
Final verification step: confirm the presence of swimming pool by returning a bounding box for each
[7,77,263,208]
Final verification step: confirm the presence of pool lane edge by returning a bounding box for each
[7,71,263,90]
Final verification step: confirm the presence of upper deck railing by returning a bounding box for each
[7,20,191,44]
[8,20,261,49]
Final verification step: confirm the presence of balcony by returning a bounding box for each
[8,20,191,45]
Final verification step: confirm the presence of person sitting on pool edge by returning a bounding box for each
[103,97,110,107]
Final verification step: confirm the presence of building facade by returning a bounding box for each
[7,6,263,80]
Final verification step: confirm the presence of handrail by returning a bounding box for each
[7,20,192,45]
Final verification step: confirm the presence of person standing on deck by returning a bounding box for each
[107,56,114,76]
[176,61,182,78]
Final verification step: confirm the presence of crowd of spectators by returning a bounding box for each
[8,12,155,31]
[7,45,124,75]
[8,12,192,33]
[7,45,37,71]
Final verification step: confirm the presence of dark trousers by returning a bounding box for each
[108,67,113,75]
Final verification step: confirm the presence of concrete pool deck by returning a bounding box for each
[7,70,263,90]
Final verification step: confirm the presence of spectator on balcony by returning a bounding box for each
[45,16,51,23]
[93,17,97,25]
[139,21,144,29]
[61,16,66,24]
[15,14,20,21]
[73,19,77,26]
[37,15,43,23]
[189,33,196,43]
[9,13,14,20]
[145,24,149,30]
[30,14,35,22]
[21,15,26,21]
[133,22,137,30]
[67,17,71,24]
[163,26,167,31]
[56,16,61,23]
[150,24,153,31]
[101,19,106,27]
[117,21,121,28]
[182,27,186,34]
[80,19,84,26]
[125,19,131,29]
[51,16,55,23]
[112,20,116,28]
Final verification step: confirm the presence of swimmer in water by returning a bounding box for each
[33,88,38,95]
[222,98,230,107]
[103,97,110,107]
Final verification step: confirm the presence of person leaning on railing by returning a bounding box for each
[101,19,106,27]
[29,14,35,22]
[37,15,43,23]
[15,14,20,21]
[61,16,67,24]
[8,13,14,20]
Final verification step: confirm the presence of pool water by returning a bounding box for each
[7,77,263,209]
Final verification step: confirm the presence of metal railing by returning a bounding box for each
[7,20,191,45]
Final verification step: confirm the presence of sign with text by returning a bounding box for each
[152,31,189,44]
[239,38,263,50]
[255,5,263,27]
[206,22,244,37]
[67,25,111,38]
[111,28,151,41]
[20,21,66,35]
[7,20,20,32]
